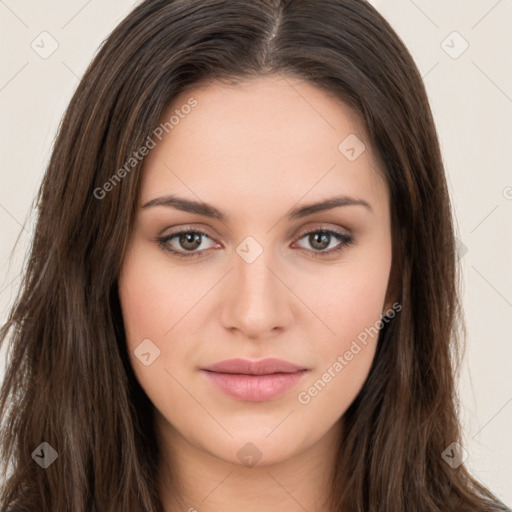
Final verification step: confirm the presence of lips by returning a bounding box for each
[201,357,307,375]
[200,358,309,401]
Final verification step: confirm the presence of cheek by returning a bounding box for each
[117,247,181,394]
[295,236,392,347]
[293,276,387,422]
[118,246,185,343]
[292,240,391,409]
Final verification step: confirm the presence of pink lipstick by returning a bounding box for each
[200,357,309,402]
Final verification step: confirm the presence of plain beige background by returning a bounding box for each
[0,0,511,504]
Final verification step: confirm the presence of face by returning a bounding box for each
[118,74,394,468]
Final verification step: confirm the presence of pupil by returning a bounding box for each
[311,232,329,250]
[180,232,201,250]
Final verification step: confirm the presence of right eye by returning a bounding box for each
[157,229,219,259]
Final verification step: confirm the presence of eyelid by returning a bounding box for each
[159,223,217,239]
[293,223,351,240]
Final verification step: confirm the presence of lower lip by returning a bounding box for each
[201,370,309,402]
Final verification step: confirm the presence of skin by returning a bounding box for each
[118,74,395,512]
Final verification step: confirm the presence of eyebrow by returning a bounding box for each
[141,194,373,221]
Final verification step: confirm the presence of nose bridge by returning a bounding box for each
[222,236,290,337]
[237,248,275,299]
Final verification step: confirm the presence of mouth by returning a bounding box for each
[200,358,310,402]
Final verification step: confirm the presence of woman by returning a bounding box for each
[0,0,509,510]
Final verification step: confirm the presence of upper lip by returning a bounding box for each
[201,358,308,375]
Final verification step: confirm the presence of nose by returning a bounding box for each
[220,245,294,340]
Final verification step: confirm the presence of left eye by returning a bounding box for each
[157,228,354,259]
[293,229,352,253]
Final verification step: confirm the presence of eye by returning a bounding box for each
[157,229,218,259]
[157,226,355,260]
[292,228,355,258]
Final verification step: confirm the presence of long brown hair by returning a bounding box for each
[0,1,509,510]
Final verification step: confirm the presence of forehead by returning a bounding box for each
[139,74,388,216]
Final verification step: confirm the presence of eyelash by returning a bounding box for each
[157,226,355,260]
